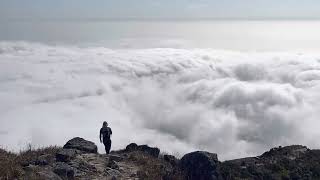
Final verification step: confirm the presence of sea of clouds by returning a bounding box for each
[1,42,320,160]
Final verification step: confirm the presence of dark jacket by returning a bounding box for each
[100,126,112,143]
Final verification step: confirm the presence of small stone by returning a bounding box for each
[137,170,148,179]
[38,154,54,164]
[109,154,124,162]
[20,161,30,167]
[107,160,119,170]
[34,159,48,166]
[106,168,122,177]
[23,164,37,172]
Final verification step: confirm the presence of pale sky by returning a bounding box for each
[1,0,320,20]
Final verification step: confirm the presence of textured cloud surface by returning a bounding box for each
[1,42,320,160]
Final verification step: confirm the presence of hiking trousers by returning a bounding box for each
[103,139,111,154]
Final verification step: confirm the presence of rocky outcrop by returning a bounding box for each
[125,143,160,157]
[3,137,320,180]
[18,138,177,179]
[63,137,97,153]
[220,145,320,179]
[261,145,308,160]
[180,151,221,180]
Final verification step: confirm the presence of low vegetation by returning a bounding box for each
[1,141,320,180]
[126,151,184,180]
[0,146,61,180]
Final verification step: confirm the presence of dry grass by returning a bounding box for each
[0,145,61,180]
[127,151,184,180]
[0,148,22,179]
[18,145,61,165]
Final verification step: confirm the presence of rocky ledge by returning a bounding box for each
[1,138,320,180]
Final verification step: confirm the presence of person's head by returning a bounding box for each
[103,121,108,127]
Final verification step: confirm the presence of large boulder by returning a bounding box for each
[125,143,160,157]
[125,143,138,151]
[63,137,97,153]
[180,151,221,180]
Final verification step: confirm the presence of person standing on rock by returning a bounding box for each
[100,121,112,154]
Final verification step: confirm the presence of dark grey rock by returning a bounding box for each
[53,162,75,179]
[38,154,54,164]
[180,151,220,180]
[33,154,53,166]
[20,161,31,167]
[137,145,160,157]
[107,160,119,170]
[136,170,148,179]
[69,157,97,175]
[23,164,38,172]
[22,154,52,166]
[23,166,62,180]
[219,145,319,179]
[63,137,97,153]
[163,154,179,166]
[125,143,138,151]
[37,170,63,180]
[261,145,308,160]
[56,149,79,162]
[33,159,48,166]
[106,168,122,177]
[125,143,160,157]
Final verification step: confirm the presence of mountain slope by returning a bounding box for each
[1,137,320,180]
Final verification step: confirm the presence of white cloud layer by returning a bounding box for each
[1,42,320,160]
